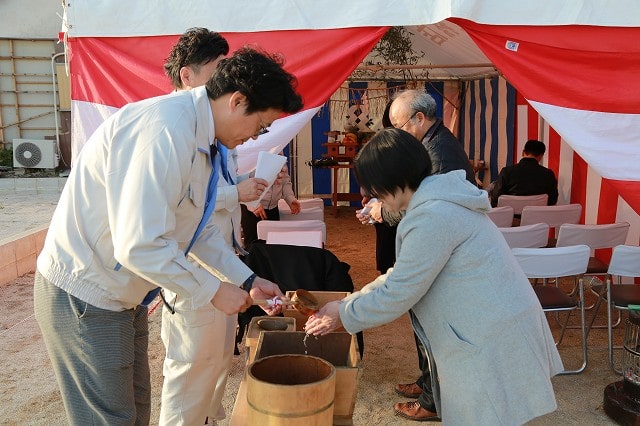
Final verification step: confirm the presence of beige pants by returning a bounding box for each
[159,292,237,425]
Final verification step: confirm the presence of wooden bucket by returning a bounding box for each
[247,354,336,425]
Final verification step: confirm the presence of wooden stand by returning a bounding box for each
[326,164,361,217]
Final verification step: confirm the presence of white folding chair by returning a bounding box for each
[257,219,326,244]
[497,194,548,215]
[486,206,515,228]
[278,198,325,222]
[605,245,640,373]
[556,222,630,317]
[520,203,582,243]
[266,230,323,248]
[512,245,590,374]
[499,223,550,248]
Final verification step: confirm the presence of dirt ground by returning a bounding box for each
[0,205,623,425]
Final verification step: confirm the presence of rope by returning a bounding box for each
[0,313,36,337]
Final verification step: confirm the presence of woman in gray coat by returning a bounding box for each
[305,128,563,425]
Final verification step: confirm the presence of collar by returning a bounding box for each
[421,118,443,143]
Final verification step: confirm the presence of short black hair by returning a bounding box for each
[523,139,546,156]
[205,46,303,114]
[164,28,229,89]
[355,128,431,199]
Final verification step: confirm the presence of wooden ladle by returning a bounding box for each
[290,289,319,316]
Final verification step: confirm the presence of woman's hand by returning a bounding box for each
[304,301,342,336]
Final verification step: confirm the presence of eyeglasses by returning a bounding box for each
[395,112,416,130]
[253,126,270,138]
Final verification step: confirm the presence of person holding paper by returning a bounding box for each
[33,46,303,425]
[159,29,281,425]
[241,159,300,250]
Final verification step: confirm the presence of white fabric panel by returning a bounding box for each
[530,101,640,181]
[256,219,326,243]
[499,223,550,249]
[236,107,320,175]
[512,245,590,278]
[520,204,582,229]
[485,206,514,228]
[497,194,548,215]
[65,0,640,37]
[608,245,640,277]
[266,230,323,248]
[556,223,631,249]
[71,101,119,165]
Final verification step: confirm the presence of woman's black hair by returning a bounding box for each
[355,128,431,198]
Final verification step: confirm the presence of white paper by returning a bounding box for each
[244,151,287,210]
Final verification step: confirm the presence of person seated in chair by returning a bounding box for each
[490,139,558,207]
[241,162,300,251]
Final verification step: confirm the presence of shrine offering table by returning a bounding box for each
[326,164,361,217]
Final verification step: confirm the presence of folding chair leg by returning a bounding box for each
[558,281,588,375]
[608,286,624,374]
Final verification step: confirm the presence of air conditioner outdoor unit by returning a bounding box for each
[12,139,59,169]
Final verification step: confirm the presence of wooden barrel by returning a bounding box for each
[247,354,336,425]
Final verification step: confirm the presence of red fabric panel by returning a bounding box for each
[69,27,388,109]
[607,179,640,219]
[570,153,588,224]
[547,127,561,179]
[451,19,640,113]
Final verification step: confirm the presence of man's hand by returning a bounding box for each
[210,282,252,314]
[289,199,301,214]
[237,178,268,202]
[250,277,285,316]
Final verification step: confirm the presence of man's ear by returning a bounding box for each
[179,66,192,89]
[229,91,248,112]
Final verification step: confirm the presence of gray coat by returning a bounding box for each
[340,171,563,425]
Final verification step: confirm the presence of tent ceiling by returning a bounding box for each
[351,23,498,81]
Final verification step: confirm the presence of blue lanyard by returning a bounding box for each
[140,142,220,306]
[184,142,221,255]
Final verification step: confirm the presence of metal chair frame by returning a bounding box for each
[606,245,640,374]
[512,245,590,374]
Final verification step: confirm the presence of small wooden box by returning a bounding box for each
[284,290,350,331]
[255,331,361,425]
[245,316,296,363]
[322,142,358,159]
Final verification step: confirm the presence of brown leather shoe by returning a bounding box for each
[394,382,423,398]
[394,400,439,422]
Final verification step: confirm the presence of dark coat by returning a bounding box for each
[490,157,559,207]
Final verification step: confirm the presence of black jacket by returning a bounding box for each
[490,157,559,207]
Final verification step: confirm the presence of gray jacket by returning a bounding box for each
[340,171,562,424]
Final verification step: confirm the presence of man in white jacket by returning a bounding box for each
[34,47,303,425]
[159,28,275,425]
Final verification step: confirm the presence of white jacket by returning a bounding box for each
[37,86,252,311]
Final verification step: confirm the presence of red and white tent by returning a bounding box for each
[63,0,640,242]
